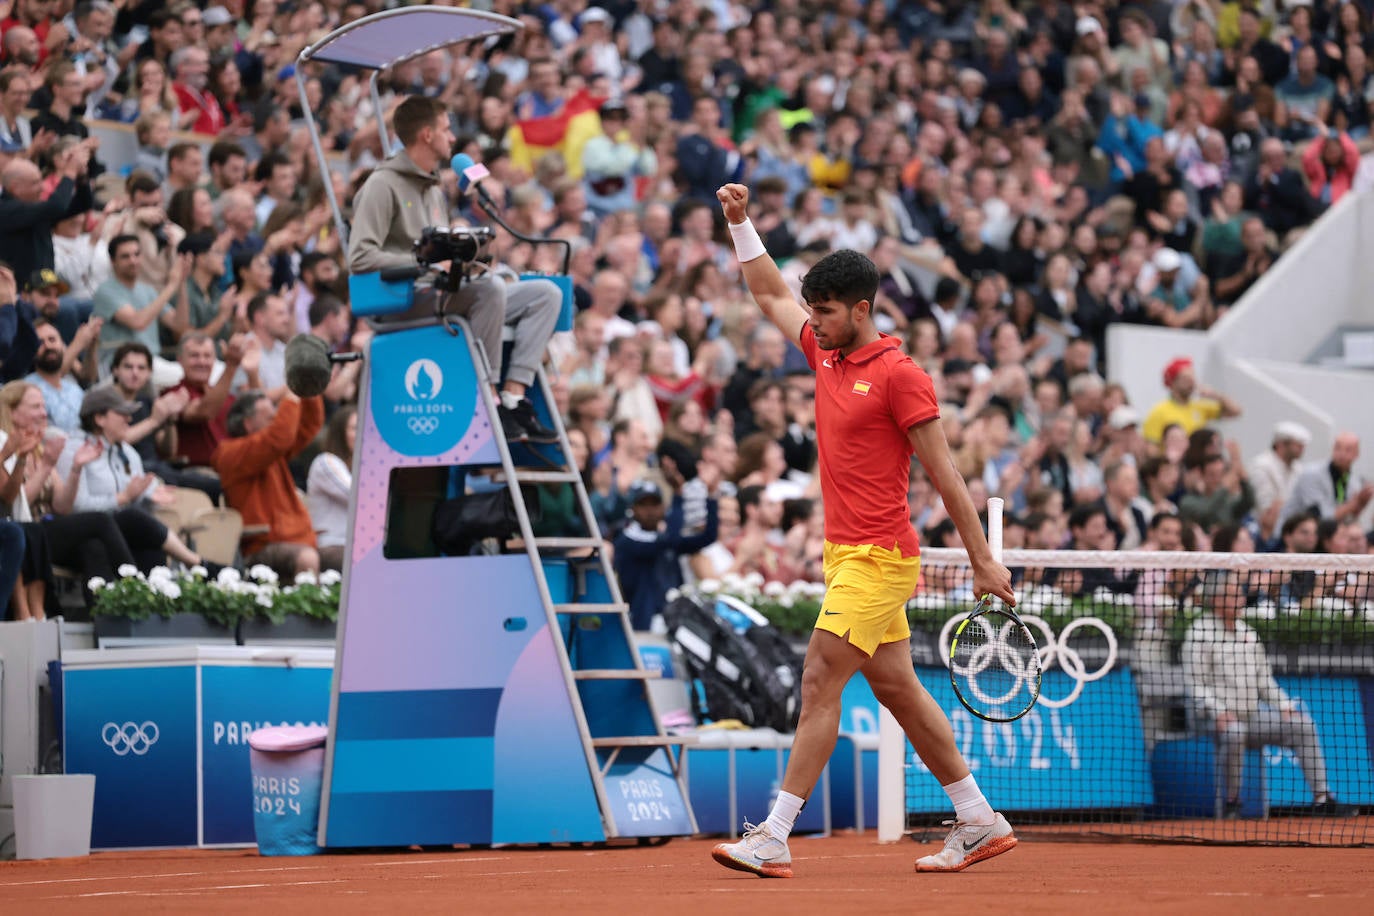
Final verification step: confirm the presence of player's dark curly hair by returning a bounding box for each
[799,249,880,309]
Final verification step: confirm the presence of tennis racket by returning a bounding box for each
[946,497,1041,723]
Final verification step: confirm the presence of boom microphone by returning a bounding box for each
[284,333,335,399]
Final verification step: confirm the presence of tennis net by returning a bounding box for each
[873,547,1374,847]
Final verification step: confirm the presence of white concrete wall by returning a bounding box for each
[1105,324,1215,425]
[1108,188,1374,504]
[1209,192,1367,362]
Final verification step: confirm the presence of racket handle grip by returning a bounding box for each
[987,496,1004,563]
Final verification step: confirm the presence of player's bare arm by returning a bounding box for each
[908,417,1017,606]
[717,183,809,343]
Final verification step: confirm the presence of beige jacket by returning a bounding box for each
[346,149,449,277]
[1183,615,1293,720]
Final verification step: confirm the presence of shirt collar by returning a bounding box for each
[838,333,900,366]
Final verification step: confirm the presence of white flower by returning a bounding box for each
[665,587,680,603]
[189,565,208,578]
[117,564,140,579]
[319,569,341,586]
[87,576,107,592]
[721,573,745,592]
[217,567,242,586]
[911,592,944,611]
[155,581,182,600]
[294,570,318,586]
[255,592,274,608]
[763,581,786,598]
[697,578,721,594]
[148,565,174,583]
[248,564,279,584]
[743,572,765,589]
[778,594,795,608]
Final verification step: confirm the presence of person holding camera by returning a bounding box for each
[100,170,185,292]
[348,95,559,444]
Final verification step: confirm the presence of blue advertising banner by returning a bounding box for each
[1263,676,1374,806]
[64,666,199,848]
[840,666,1154,813]
[201,666,333,845]
[603,747,695,837]
[1362,677,1374,765]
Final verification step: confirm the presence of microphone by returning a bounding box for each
[450,152,572,275]
[450,153,498,209]
[285,333,360,399]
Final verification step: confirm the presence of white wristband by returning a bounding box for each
[728,218,767,263]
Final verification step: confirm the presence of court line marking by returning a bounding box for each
[0,855,515,888]
[46,879,350,899]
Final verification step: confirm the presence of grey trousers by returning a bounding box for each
[443,275,561,389]
[1215,707,1329,802]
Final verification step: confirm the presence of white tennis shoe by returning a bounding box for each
[915,813,1017,873]
[711,821,794,878]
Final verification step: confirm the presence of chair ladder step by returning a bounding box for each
[573,669,660,680]
[554,603,629,615]
[591,735,700,747]
[533,537,603,550]
[493,469,580,484]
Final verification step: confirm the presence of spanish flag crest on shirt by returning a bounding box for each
[852,380,872,396]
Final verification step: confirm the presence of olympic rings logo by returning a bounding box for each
[938,614,1118,709]
[407,416,440,435]
[101,721,160,756]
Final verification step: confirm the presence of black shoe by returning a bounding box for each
[201,560,226,580]
[1311,794,1354,817]
[1222,799,1241,820]
[498,405,530,442]
[501,398,559,444]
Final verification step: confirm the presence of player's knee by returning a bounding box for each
[799,662,847,705]
[867,671,916,710]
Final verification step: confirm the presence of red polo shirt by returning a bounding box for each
[173,82,226,136]
[799,324,939,555]
[166,379,234,467]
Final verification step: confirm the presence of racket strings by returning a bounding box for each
[950,605,1041,717]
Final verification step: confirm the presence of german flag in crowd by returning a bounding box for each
[507,88,605,179]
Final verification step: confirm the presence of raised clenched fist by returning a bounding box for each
[716,184,750,225]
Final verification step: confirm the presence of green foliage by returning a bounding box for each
[86,566,179,621]
[89,565,342,627]
[753,598,822,635]
[263,578,343,625]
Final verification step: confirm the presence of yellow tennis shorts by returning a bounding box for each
[816,541,921,656]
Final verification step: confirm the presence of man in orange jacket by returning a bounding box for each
[213,390,323,578]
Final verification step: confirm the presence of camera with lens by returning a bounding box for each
[413,226,495,267]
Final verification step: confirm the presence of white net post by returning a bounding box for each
[987,496,1003,563]
[876,705,904,842]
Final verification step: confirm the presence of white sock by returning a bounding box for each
[942,774,995,825]
[499,390,521,410]
[763,791,805,842]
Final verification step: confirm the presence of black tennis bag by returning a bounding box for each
[662,593,802,732]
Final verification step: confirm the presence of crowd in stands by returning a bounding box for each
[0,0,1372,626]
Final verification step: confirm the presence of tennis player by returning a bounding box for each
[710,184,1019,878]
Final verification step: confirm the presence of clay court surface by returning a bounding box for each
[3,830,1372,915]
